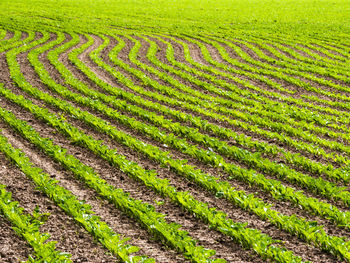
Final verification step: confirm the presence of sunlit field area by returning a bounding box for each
[0,0,349,262]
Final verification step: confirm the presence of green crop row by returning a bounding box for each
[247,32,350,68]
[2,25,348,263]
[0,30,33,52]
[0,184,71,262]
[253,33,350,70]
[308,42,350,62]
[134,34,350,170]
[177,33,350,125]
[65,32,350,218]
[0,1,349,263]
[151,35,350,166]
[37,29,350,259]
[190,35,350,114]
[6,31,222,263]
[0,103,218,263]
[68,33,349,186]
[153,33,350,138]
[207,36,350,113]
[229,35,350,80]
[0,130,146,263]
[209,36,350,92]
[93,33,350,201]
[162,34,350,127]
[1,30,308,262]
[0,82,307,263]
[18,29,350,259]
[0,29,6,40]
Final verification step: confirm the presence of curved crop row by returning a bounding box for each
[1,2,350,263]
[0,184,72,262]
[230,36,350,81]
[211,36,350,89]
[0,103,219,263]
[13,29,350,259]
[0,130,150,263]
[89,33,350,200]
[64,33,350,217]
[0,82,307,262]
[32,29,350,259]
[1,25,348,262]
[251,34,350,71]
[176,33,350,125]
[131,34,350,165]
[4,31,223,263]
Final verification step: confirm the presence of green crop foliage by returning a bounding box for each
[0,0,349,262]
[0,0,349,36]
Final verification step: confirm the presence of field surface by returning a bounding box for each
[0,0,350,262]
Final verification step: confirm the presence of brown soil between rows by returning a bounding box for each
[0,194,33,263]
[11,89,338,263]
[199,37,350,107]
[62,88,350,237]
[237,36,350,67]
[52,33,350,175]
[2,30,14,41]
[117,34,350,151]
[167,35,350,112]
[82,34,161,97]
[0,142,119,263]
[61,31,350,214]
[264,39,350,73]
[60,32,350,182]
[127,35,350,149]
[223,38,350,88]
[264,40,350,76]
[154,35,350,128]
[19,53,343,263]
[0,35,190,262]
[113,35,211,98]
[309,42,350,58]
[0,38,316,262]
[84,83,350,209]
[0,219,32,263]
[0,118,188,262]
[295,42,350,62]
[38,32,348,208]
[50,32,349,182]
[269,40,318,60]
[0,35,267,262]
[82,68,345,173]
[15,54,266,260]
[0,29,348,262]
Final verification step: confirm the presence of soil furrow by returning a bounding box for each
[0,216,33,263]
[225,39,350,87]
[205,39,350,102]
[21,44,342,261]
[2,30,14,41]
[8,40,321,261]
[0,126,119,262]
[0,98,187,262]
[34,32,350,238]
[6,37,268,262]
[60,102,341,263]
[130,35,350,149]
[0,32,189,262]
[45,33,348,177]
[65,48,347,172]
[0,163,34,263]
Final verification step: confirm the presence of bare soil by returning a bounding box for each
[0,29,348,262]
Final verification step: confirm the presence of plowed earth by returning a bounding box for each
[0,29,349,263]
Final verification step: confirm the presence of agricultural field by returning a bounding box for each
[0,0,349,262]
